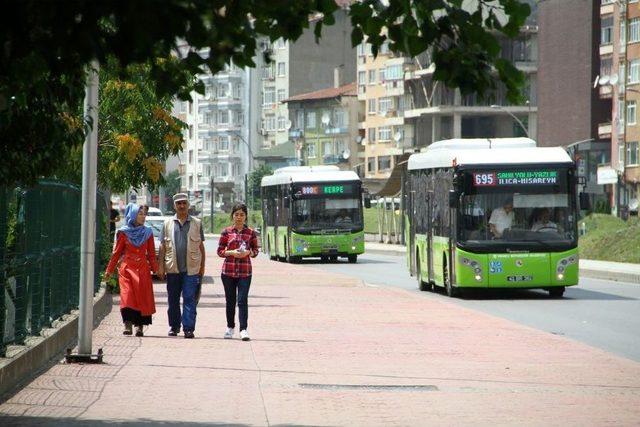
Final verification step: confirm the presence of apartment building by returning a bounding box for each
[358,42,414,186]
[255,8,357,168]
[282,81,364,173]
[176,50,258,214]
[597,0,640,215]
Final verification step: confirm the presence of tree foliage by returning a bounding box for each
[53,58,187,192]
[0,0,531,186]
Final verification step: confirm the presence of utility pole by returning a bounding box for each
[66,59,103,363]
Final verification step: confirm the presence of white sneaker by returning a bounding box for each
[240,330,250,341]
[224,327,234,339]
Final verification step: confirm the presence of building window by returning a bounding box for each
[367,157,376,173]
[380,42,390,55]
[188,175,193,188]
[262,64,275,79]
[219,136,229,151]
[218,110,229,125]
[277,62,286,77]
[619,144,625,170]
[263,87,275,105]
[335,110,347,127]
[628,101,637,125]
[385,64,403,80]
[307,111,316,128]
[265,115,276,131]
[275,38,286,49]
[368,69,377,84]
[378,97,392,114]
[188,150,193,164]
[218,83,229,98]
[368,99,377,114]
[307,144,317,158]
[236,111,244,125]
[358,70,366,85]
[627,141,639,165]
[323,141,333,156]
[377,156,391,171]
[629,60,640,84]
[601,56,613,77]
[378,126,391,141]
[296,110,304,129]
[189,125,193,139]
[357,43,365,56]
[379,68,386,81]
[219,164,228,177]
[601,15,613,45]
[368,128,376,143]
[630,18,640,43]
[277,116,286,130]
[277,89,286,102]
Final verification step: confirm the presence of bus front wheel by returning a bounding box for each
[444,258,459,298]
[416,254,431,292]
[348,255,357,263]
[548,287,565,298]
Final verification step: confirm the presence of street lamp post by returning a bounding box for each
[490,104,530,138]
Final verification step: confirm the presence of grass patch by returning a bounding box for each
[578,214,640,263]
[202,211,263,234]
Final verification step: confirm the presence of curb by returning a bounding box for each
[578,268,640,284]
[0,286,112,399]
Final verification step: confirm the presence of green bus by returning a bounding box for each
[404,138,582,298]
[261,166,368,263]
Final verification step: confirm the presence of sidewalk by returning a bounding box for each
[366,241,640,284]
[1,253,639,426]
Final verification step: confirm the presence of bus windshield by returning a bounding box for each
[292,197,363,232]
[457,169,576,251]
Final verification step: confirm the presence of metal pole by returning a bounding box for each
[78,60,99,356]
[210,176,214,231]
[490,105,529,137]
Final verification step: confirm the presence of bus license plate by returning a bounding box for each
[322,245,338,253]
[507,275,533,282]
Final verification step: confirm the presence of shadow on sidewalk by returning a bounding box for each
[0,417,301,427]
[443,287,637,301]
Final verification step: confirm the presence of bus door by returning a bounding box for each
[426,191,434,283]
[408,190,416,275]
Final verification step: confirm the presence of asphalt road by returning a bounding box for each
[204,240,640,362]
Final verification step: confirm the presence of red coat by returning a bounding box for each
[106,232,157,316]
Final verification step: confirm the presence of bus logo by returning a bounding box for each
[473,172,497,186]
[515,260,523,267]
[489,260,502,273]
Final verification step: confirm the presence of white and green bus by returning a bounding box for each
[404,138,584,298]
[261,166,368,263]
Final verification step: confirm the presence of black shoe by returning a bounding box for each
[168,329,178,336]
[184,331,195,339]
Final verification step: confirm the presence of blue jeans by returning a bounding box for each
[166,273,201,332]
[221,275,251,331]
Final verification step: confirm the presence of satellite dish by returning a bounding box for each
[342,148,351,159]
[609,74,619,86]
[285,120,292,130]
[321,113,330,125]
[360,138,367,146]
[593,74,600,89]
[393,131,403,142]
[599,75,610,86]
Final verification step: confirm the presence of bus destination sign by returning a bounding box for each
[299,184,355,196]
[473,170,558,187]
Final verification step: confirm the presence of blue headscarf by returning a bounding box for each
[117,203,153,247]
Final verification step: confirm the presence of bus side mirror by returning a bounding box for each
[448,190,459,208]
[283,197,290,209]
[579,192,590,210]
[364,195,371,209]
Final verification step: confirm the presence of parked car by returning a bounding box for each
[145,216,169,257]
[146,207,164,217]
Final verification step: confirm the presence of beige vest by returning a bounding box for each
[163,216,202,275]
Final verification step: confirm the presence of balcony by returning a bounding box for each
[289,129,304,138]
[322,155,348,165]
[324,126,349,135]
[598,122,612,139]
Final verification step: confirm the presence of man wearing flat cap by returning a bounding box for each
[157,193,205,339]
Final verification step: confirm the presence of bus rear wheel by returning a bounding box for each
[348,255,357,263]
[548,286,565,298]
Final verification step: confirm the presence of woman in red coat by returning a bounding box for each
[104,203,157,337]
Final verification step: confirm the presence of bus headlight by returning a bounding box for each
[557,273,564,280]
[351,246,356,250]
[475,274,482,281]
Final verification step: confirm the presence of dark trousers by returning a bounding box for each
[221,274,251,331]
[166,272,200,332]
